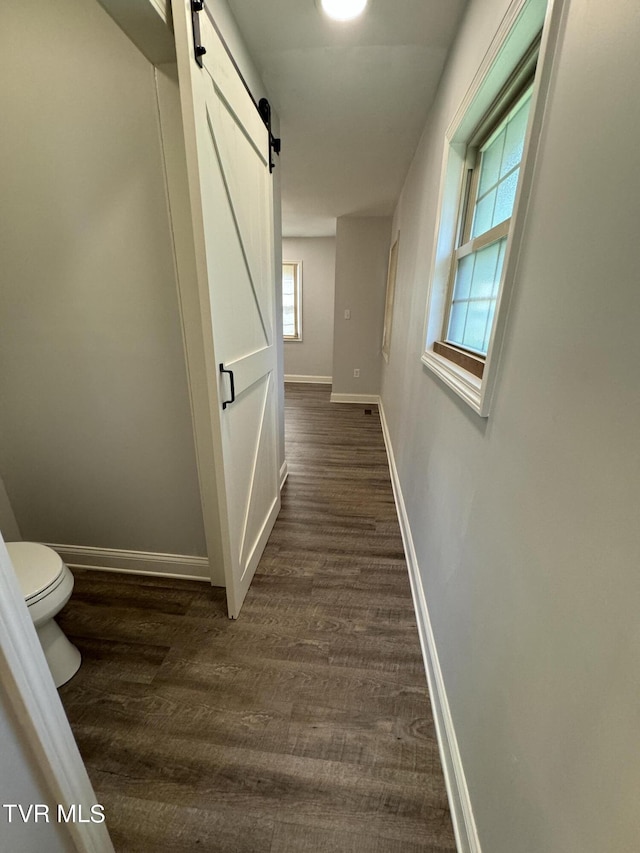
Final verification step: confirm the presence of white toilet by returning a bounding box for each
[7,542,81,688]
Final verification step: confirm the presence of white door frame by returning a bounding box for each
[0,531,114,852]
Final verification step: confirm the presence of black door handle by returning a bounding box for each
[219,363,236,410]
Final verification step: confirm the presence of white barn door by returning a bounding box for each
[172,0,280,618]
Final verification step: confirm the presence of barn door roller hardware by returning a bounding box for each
[189,2,281,172]
[191,0,206,67]
[258,98,282,173]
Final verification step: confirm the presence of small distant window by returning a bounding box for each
[282,261,302,341]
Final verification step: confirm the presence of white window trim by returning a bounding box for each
[421,0,568,417]
[282,259,303,342]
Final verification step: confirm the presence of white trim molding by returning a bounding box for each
[45,544,221,585]
[284,374,332,384]
[378,401,481,853]
[280,460,289,490]
[94,0,175,64]
[330,393,381,405]
[421,351,483,414]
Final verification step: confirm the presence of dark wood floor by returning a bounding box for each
[58,383,456,852]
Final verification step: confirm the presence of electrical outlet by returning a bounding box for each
[344,309,351,320]
[353,368,360,378]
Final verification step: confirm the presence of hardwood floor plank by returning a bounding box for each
[58,383,455,851]
[81,729,450,844]
[270,819,454,853]
[151,653,430,723]
[104,795,275,853]
[59,597,227,648]
[59,636,170,690]
[285,701,440,772]
[63,679,293,757]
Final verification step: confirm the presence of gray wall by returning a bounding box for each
[331,217,391,396]
[0,476,21,543]
[0,0,206,555]
[381,0,640,849]
[283,237,336,380]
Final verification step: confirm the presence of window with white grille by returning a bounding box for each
[282,261,302,341]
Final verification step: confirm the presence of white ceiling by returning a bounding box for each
[227,0,467,236]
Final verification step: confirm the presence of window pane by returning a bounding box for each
[477,127,506,198]
[453,253,475,301]
[493,168,520,227]
[282,299,295,337]
[468,240,502,299]
[447,237,506,355]
[282,262,300,339]
[463,300,494,352]
[471,189,497,238]
[500,93,531,178]
[448,300,468,344]
[282,264,295,295]
[282,305,296,337]
[471,88,532,239]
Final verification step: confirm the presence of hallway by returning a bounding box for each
[58,383,455,851]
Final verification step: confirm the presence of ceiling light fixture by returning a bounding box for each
[319,0,368,22]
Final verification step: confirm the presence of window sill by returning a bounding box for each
[421,350,485,416]
[433,341,485,378]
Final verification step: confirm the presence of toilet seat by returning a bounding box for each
[6,542,65,604]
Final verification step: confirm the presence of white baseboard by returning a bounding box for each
[284,374,332,384]
[45,543,224,586]
[378,401,480,853]
[330,392,381,405]
[280,460,289,490]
